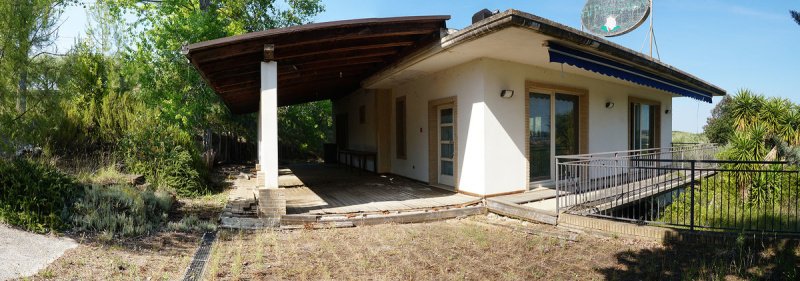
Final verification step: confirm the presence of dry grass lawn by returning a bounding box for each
[205,215,799,280]
[23,192,229,281]
[27,232,200,280]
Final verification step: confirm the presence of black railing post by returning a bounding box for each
[690,160,696,231]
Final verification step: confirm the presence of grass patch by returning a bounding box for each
[166,215,216,233]
[78,164,130,186]
[31,232,201,280]
[203,216,800,280]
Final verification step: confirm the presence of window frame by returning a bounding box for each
[628,97,662,151]
[395,96,407,159]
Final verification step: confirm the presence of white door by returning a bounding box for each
[438,105,455,187]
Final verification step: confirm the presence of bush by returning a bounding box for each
[71,185,173,237]
[0,158,80,233]
[121,121,209,197]
[167,214,216,233]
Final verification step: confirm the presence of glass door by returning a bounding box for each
[438,105,455,186]
[529,92,581,182]
[630,102,656,150]
[529,93,552,181]
[555,94,580,157]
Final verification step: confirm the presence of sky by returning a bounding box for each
[55,0,800,133]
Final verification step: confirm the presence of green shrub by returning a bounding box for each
[71,185,173,237]
[167,214,216,233]
[120,121,209,197]
[0,158,80,233]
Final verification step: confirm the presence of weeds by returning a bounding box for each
[166,215,216,233]
[71,185,173,238]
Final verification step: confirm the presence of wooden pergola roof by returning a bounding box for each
[184,16,450,114]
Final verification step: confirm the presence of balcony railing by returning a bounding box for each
[552,144,799,234]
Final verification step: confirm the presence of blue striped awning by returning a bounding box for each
[547,42,713,103]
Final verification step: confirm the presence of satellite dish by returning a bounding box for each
[581,0,651,37]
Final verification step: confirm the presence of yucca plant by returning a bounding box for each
[728,89,764,131]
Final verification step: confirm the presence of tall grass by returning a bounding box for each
[71,185,173,238]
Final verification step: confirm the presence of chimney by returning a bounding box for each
[472,9,497,24]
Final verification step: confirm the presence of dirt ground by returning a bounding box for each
[21,175,232,281]
[204,214,800,281]
[24,232,201,280]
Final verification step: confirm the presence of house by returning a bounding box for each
[184,9,725,218]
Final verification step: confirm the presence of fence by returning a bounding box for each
[555,144,800,234]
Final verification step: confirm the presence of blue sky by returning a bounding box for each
[55,0,800,133]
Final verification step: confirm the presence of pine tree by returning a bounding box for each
[792,10,800,25]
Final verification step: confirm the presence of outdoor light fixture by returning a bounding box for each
[605,101,615,109]
[665,108,671,114]
[500,90,514,98]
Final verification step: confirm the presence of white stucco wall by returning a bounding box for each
[332,89,377,171]
[389,60,487,195]
[338,57,674,196]
[480,58,673,194]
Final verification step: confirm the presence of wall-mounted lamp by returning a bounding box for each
[605,101,615,109]
[500,90,514,98]
[665,108,671,114]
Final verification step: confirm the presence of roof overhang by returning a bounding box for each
[364,10,726,100]
[184,16,449,114]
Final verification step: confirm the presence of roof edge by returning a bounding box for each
[185,15,451,53]
[498,10,726,96]
[367,9,725,97]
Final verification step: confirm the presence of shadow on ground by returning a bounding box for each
[596,230,800,280]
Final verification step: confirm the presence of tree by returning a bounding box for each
[102,0,324,131]
[704,95,733,144]
[0,0,70,152]
[792,10,800,25]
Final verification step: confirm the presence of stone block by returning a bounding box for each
[258,188,286,218]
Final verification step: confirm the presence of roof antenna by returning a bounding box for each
[647,0,660,60]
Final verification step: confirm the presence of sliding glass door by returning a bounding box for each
[529,93,551,181]
[629,102,658,150]
[529,92,580,182]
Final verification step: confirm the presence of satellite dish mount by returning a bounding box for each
[581,0,659,60]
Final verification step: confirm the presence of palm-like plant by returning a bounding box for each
[792,10,800,25]
[728,89,764,131]
[776,104,800,145]
[759,97,790,138]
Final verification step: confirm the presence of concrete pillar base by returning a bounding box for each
[258,188,286,218]
[256,171,265,187]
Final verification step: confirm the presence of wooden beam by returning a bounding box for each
[284,56,384,73]
[275,24,441,49]
[485,198,558,225]
[185,16,449,51]
[276,40,415,60]
[278,48,399,66]
[263,44,275,61]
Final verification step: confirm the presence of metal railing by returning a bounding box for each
[556,145,800,233]
[555,145,800,233]
[556,144,719,212]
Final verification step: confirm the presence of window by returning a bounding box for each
[359,105,366,124]
[629,99,660,150]
[396,96,407,159]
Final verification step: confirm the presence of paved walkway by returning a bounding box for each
[0,224,77,280]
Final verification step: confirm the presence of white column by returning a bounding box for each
[259,61,278,189]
